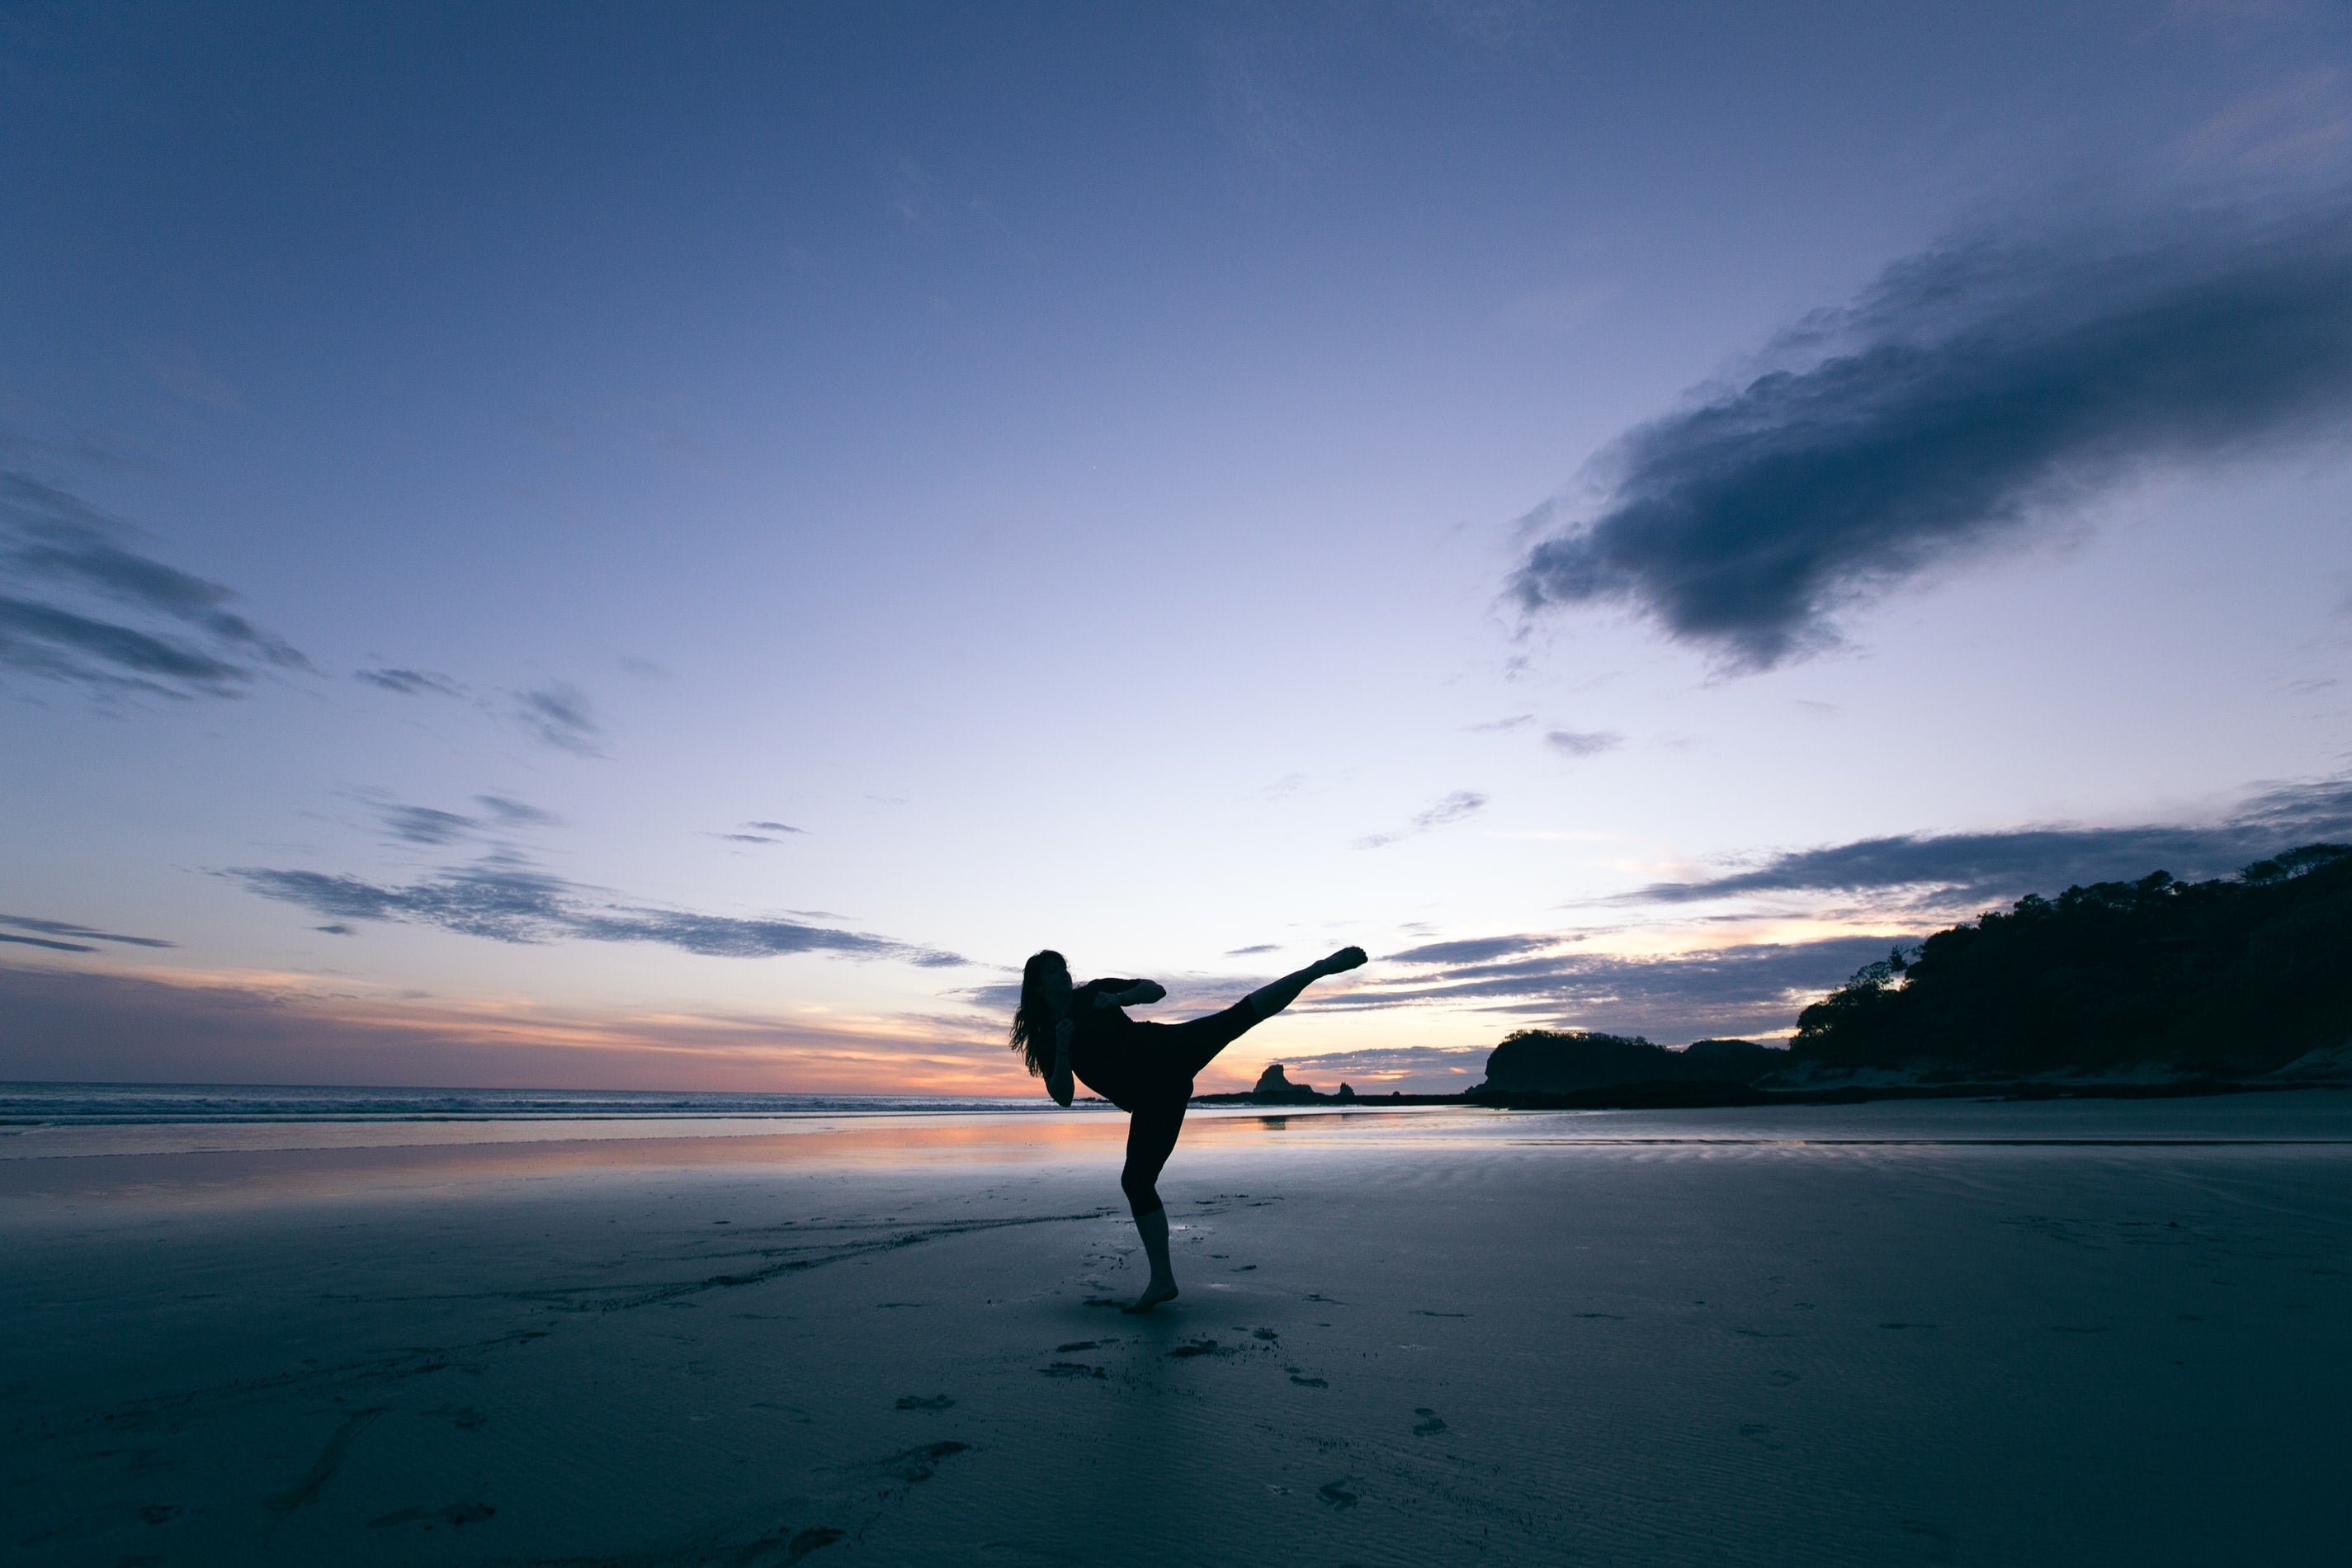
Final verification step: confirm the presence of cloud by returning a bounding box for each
[1251,1043,1495,1090]
[1355,791,1488,850]
[0,470,309,698]
[0,913,175,949]
[1546,729,1622,758]
[1465,715,1533,732]
[476,795,561,827]
[714,819,807,845]
[1325,932,1909,1042]
[362,794,557,847]
[516,682,602,755]
[1225,943,1280,956]
[356,668,465,697]
[226,855,963,967]
[1622,776,2352,909]
[379,805,478,846]
[1385,934,1551,965]
[1514,199,2352,669]
[149,344,246,413]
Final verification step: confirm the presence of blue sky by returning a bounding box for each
[5,1,2350,1091]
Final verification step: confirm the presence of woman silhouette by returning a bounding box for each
[1011,946,1367,1311]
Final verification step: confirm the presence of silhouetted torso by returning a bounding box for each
[1066,978,1150,1110]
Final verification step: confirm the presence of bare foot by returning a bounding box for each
[1122,1279,1179,1314]
[1317,946,1367,975]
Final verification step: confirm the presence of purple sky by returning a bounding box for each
[4,2,2350,1092]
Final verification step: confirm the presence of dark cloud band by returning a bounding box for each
[1325,933,1906,1043]
[0,913,175,950]
[1515,201,2352,668]
[0,470,308,697]
[1623,777,2352,908]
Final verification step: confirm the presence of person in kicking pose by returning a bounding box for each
[1009,946,1367,1312]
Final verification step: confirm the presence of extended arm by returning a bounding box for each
[1048,1018,1074,1108]
[1097,980,1166,1008]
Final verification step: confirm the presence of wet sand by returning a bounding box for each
[3,1094,2350,1565]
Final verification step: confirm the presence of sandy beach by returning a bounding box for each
[5,1093,2350,1566]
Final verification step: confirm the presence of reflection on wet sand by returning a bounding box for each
[0,1107,1476,1208]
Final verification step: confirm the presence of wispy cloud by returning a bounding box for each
[226,855,963,966]
[1545,729,1622,758]
[356,667,465,698]
[713,819,808,845]
[476,795,562,828]
[1385,934,1551,965]
[0,470,309,698]
[1515,199,2352,669]
[0,913,175,952]
[1355,791,1488,850]
[364,793,560,847]
[377,805,476,846]
[1620,776,2352,909]
[1254,1043,1493,1089]
[148,344,246,413]
[515,682,602,755]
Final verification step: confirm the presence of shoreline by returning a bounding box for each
[1198,1076,2352,1111]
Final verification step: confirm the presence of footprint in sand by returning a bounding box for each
[850,1442,971,1485]
[1166,1340,1232,1358]
[1411,1408,1447,1436]
[895,1395,955,1410]
[263,1407,385,1519]
[1041,1363,1105,1379]
[1318,1478,1359,1509]
[1287,1367,1327,1388]
[786,1526,846,1557]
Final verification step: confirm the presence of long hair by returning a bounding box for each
[1009,949,1069,1077]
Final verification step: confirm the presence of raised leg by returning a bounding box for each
[1244,946,1367,1020]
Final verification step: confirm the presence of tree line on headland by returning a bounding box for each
[1217,843,2352,1105]
[1784,842,2351,1079]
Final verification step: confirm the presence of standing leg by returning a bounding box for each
[1243,946,1367,1020]
[1120,1098,1187,1313]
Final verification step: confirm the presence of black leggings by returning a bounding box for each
[1118,999,1263,1219]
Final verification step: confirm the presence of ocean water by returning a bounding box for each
[0,1081,1052,1126]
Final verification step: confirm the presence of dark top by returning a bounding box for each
[1065,978,1148,1111]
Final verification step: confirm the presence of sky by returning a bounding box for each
[5,0,2352,1094]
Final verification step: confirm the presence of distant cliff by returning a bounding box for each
[1789,844,2352,1079]
[1249,1064,1355,1103]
